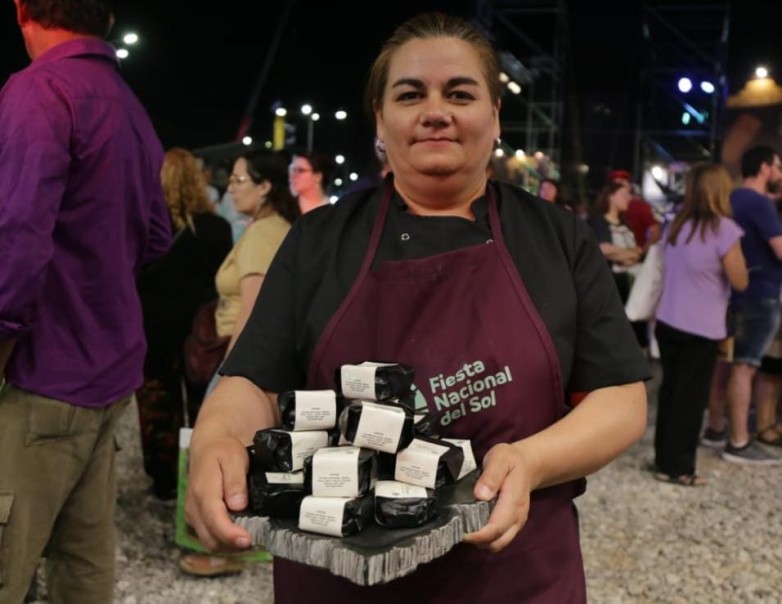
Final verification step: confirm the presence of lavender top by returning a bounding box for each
[656,217,744,339]
[0,38,170,407]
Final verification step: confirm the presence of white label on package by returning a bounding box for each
[293,390,337,431]
[353,401,405,453]
[265,472,305,485]
[443,438,476,479]
[311,446,361,497]
[395,439,450,488]
[340,364,379,399]
[374,480,428,499]
[299,496,349,537]
[288,431,330,471]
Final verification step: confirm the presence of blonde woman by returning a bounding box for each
[653,163,748,485]
[136,148,232,500]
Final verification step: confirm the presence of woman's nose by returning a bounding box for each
[420,98,451,126]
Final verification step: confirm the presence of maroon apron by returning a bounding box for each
[274,182,586,603]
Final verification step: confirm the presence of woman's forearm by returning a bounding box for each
[512,382,647,490]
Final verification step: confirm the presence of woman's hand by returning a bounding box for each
[462,443,535,552]
[185,433,253,551]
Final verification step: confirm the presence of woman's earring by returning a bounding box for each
[375,137,386,154]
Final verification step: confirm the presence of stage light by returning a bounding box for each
[755,66,769,79]
[677,77,693,93]
[700,81,715,94]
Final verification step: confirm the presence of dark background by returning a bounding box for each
[1,1,780,191]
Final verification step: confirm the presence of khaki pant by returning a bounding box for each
[0,385,130,604]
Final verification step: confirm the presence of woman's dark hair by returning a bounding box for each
[364,12,501,118]
[590,181,627,217]
[295,150,336,190]
[19,0,113,37]
[243,149,301,224]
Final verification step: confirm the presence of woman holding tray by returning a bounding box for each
[186,11,649,603]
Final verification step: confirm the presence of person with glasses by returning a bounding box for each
[289,150,336,214]
[703,144,782,465]
[186,12,648,602]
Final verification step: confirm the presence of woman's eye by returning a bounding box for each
[396,90,421,102]
[449,90,475,101]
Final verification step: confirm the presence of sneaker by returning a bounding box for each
[722,440,782,465]
[701,427,728,448]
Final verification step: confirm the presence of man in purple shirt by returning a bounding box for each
[0,1,170,601]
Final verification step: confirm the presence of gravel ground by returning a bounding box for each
[29,360,782,603]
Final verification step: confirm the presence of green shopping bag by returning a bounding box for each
[176,427,272,562]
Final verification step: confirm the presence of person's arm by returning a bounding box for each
[644,222,662,251]
[768,235,782,262]
[598,242,643,265]
[722,240,749,291]
[185,376,280,550]
[464,382,646,551]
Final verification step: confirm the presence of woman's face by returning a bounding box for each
[228,158,266,216]
[289,156,320,197]
[609,184,632,212]
[375,36,500,182]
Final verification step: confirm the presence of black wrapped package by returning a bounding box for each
[336,361,415,401]
[395,436,465,489]
[247,470,306,518]
[374,480,438,529]
[278,389,341,432]
[412,412,439,438]
[442,438,478,479]
[252,428,330,472]
[375,451,396,481]
[338,400,415,454]
[298,493,375,537]
[303,446,375,498]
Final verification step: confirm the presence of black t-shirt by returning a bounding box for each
[223,180,650,394]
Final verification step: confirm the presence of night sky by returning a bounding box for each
[1,1,780,187]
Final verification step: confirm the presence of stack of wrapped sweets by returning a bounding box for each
[247,361,479,539]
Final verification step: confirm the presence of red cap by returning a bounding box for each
[608,169,631,183]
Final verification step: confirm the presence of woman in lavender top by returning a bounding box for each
[653,163,748,485]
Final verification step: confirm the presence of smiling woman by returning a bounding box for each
[185,12,649,604]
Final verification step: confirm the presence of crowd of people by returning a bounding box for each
[0,2,780,603]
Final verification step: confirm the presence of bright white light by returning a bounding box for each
[494,148,504,158]
[116,48,129,59]
[329,195,339,204]
[507,81,522,95]
[335,110,347,120]
[499,72,510,83]
[677,77,692,93]
[681,111,691,125]
[650,165,666,181]
[242,136,253,146]
[311,113,320,122]
[301,104,313,116]
[335,155,345,165]
[275,107,287,117]
[349,172,358,181]
[700,81,715,94]
[123,32,138,45]
[264,141,272,148]
[755,66,769,79]
[515,149,526,159]
[334,177,343,187]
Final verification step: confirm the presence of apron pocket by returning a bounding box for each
[0,492,14,587]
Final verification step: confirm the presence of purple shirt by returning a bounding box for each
[0,38,171,407]
[656,217,744,339]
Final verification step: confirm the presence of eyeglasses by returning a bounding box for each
[289,167,313,175]
[228,174,251,185]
